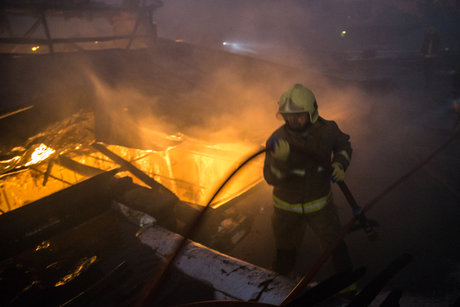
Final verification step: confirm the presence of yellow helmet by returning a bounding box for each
[278,84,319,123]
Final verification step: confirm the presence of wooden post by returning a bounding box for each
[126,9,143,50]
[39,10,54,53]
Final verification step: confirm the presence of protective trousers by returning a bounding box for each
[271,201,353,275]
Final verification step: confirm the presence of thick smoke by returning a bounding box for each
[3,0,459,300]
[80,0,431,150]
[150,1,460,293]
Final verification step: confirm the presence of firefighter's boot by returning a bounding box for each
[272,249,297,275]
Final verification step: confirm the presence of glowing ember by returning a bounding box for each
[0,155,21,170]
[31,46,40,52]
[25,144,55,166]
[35,240,51,251]
[54,256,97,287]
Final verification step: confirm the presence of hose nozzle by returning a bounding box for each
[353,210,379,240]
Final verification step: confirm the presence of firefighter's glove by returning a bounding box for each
[271,139,290,162]
[331,162,345,183]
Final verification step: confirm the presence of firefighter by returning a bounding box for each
[264,84,353,277]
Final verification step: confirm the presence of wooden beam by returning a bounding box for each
[4,4,142,13]
[126,10,144,50]
[91,142,172,193]
[39,10,54,53]
[0,34,151,45]
[22,17,41,38]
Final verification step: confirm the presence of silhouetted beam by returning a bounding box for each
[22,18,41,38]
[56,155,105,177]
[0,105,34,120]
[126,10,144,50]
[30,166,73,186]
[347,253,413,307]
[3,4,147,12]
[42,159,54,186]
[60,261,127,306]
[92,142,158,188]
[39,10,53,53]
[91,142,179,202]
[0,35,151,45]
[286,267,366,307]
[380,290,403,307]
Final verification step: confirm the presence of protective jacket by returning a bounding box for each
[264,117,352,212]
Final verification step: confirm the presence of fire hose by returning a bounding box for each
[95,126,459,306]
[281,127,460,305]
[132,143,375,306]
[283,143,378,239]
[133,147,267,307]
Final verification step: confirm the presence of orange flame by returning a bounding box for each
[54,256,97,287]
[25,144,55,166]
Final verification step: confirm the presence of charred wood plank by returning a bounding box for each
[91,142,176,198]
[55,155,105,177]
[285,267,366,307]
[29,166,73,186]
[347,253,413,307]
[0,169,117,261]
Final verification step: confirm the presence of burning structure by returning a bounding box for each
[0,110,264,214]
[0,1,301,305]
[2,1,458,306]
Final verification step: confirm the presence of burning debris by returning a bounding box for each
[1,1,460,306]
[0,110,264,214]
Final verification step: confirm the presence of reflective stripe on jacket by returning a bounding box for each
[264,118,352,205]
[273,190,332,214]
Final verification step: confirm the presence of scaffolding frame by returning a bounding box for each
[0,2,162,54]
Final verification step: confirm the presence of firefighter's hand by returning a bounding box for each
[272,139,290,162]
[331,162,345,182]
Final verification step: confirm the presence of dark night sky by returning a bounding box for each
[156,2,452,47]
[153,0,460,62]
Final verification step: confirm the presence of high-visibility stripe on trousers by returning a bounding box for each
[273,191,332,214]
